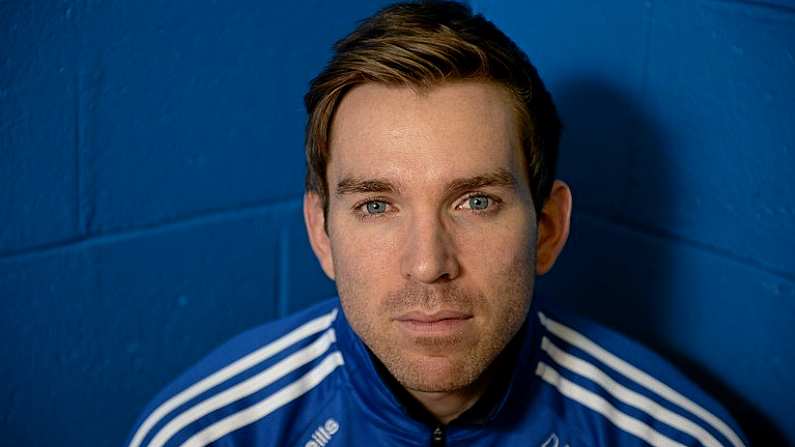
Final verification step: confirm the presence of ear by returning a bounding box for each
[304,192,336,280]
[535,180,573,275]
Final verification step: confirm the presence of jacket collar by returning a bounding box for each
[333,298,543,431]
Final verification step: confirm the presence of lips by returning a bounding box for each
[393,310,474,336]
[394,310,473,323]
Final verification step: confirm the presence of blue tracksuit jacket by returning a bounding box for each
[126,297,748,446]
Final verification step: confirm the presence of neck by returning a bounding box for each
[368,324,526,426]
[406,370,493,424]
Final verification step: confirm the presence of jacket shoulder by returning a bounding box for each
[126,298,343,447]
[532,307,749,447]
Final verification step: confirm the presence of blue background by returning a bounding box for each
[1,1,792,445]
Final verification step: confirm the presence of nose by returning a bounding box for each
[400,212,460,284]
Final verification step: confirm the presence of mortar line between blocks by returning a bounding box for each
[277,226,290,318]
[75,70,84,235]
[713,0,795,15]
[0,197,304,262]
[575,208,795,282]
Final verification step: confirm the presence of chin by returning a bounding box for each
[390,352,484,393]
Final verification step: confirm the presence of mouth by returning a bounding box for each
[393,310,473,334]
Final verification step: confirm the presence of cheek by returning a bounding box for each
[458,214,536,271]
[329,227,400,310]
[456,214,537,319]
[330,228,397,278]
[482,231,537,320]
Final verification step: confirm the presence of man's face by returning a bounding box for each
[318,81,538,393]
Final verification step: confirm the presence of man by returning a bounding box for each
[127,2,748,446]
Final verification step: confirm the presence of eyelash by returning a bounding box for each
[350,196,387,220]
[458,192,502,215]
[351,192,502,220]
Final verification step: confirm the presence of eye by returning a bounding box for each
[460,195,491,211]
[362,200,389,215]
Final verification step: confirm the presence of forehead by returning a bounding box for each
[327,81,526,186]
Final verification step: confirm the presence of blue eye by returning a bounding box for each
[466,195,490,211]
[364,200,388,215]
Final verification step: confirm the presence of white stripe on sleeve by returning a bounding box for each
[179,351,345,447]
[129,308,338,447]
[538,312,745,447]
[147,328,337,447]
[541,337,723,447]
[536,361,687,447]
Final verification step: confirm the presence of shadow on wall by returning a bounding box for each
[534,78,787,445]
[536,76,674,340]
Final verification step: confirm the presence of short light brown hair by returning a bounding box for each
[304,0,561,217]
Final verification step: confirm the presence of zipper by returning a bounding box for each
[431,425,445,446]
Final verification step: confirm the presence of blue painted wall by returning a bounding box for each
[1,1,792,445]
[471,0,795,444]
[0,1,392,445]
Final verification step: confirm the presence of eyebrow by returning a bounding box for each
[335,168,518,197]
[336,177,400,196]
[445,168,518,196]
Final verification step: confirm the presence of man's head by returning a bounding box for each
[302,1,571,398]
[304,0,561,217]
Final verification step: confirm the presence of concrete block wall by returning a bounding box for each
[472,0,795,444]
[0,1,392,445]
[1,0,793,445]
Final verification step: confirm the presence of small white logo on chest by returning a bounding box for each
[304,418,339,447]
[542,433,570,447]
